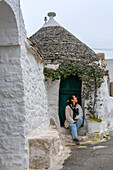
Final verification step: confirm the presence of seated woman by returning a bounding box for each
[64,95,83,145]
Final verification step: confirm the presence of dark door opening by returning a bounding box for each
[59,75,82,127]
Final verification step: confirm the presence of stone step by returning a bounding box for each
[28,125,110,169]
[60,131,109,146]
[29,126,64,169]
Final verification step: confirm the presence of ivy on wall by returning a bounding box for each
[44,60,108,118]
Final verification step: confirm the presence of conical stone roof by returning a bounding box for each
[30,12,100,64]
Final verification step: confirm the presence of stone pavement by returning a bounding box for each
[62,130,113,170]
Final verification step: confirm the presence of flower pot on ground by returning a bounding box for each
[87,120,101,133]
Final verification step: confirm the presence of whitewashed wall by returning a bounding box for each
[45,79,61,129]
[0,1,19,46]
[96,77,113,132]
[85,77,113,133]
[21,47,50,137]
[0,0,50,169]
[0,46,27,170]
[0,1,28,169]
[105,59,113,82]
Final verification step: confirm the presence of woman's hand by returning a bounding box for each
[75,119,77,125]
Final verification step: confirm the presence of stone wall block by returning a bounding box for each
[29,127,64,169]
[29,139,51,169]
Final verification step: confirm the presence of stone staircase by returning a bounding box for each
[28,122,108,169]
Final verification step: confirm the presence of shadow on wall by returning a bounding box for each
[0,1,19,46]
[50,118,57,126]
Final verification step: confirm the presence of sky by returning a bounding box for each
[20,0,113,59]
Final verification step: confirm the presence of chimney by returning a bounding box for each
[97,53,105,60]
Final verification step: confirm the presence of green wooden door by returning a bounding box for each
[59,75,82,127]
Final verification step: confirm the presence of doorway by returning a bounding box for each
[59,75,82,126]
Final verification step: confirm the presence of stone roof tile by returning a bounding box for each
[30,13,100,64]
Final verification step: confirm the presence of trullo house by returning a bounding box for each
[0,1,113,168]
[30,12,113,134]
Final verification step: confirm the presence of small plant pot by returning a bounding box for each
[87,120,101,133]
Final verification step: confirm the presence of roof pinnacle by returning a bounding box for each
[48,12,56,17]
[42,12,60,27]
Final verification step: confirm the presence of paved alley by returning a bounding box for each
[62,131,113,170]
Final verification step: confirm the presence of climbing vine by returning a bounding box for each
[44,60,108,118]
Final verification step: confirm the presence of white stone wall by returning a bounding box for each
[0,1,28,169]
[1,0,26,45]
[105,59,113,82]
[96,77,113,133]
[0,0,50,169]
[45,80,61,130]
[0,1,19,46]
[0,46,27,170]
[85,76,113,133]
[21,47,50,137]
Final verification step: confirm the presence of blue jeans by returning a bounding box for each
[69,117,83,139]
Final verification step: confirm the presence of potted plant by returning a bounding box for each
[87,116,102,133]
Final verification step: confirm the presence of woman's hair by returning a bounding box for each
[68,95,74,105]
